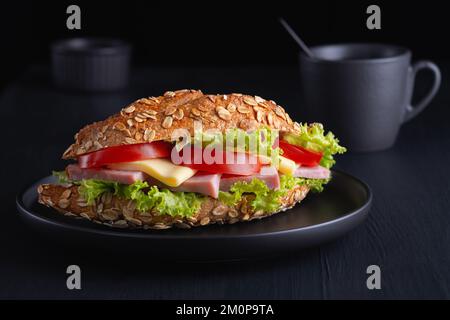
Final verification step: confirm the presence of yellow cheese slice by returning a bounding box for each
[277,156,298,175]
[109,159,197,187]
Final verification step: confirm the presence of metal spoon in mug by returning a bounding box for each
[279,18,314,58]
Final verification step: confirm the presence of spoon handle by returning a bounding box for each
[279,18,314,58]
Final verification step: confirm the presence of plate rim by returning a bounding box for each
[16,169,372,240]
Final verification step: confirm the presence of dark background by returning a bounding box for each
[1,0,449,89]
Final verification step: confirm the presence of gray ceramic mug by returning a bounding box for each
[299,43,441,152]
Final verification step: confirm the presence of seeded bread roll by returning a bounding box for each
[41,89,310,230]
[62,89,301,159]
[38,183,309,229]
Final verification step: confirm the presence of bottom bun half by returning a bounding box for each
[37,183,310,230]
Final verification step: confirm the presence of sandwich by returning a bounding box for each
[38,89,346,229]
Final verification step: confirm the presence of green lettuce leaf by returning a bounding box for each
[279,174,329,193]
[147,187,203,217]
[78,179,120,205]
[52,170,71,184]
[282,123,346,168]
[52,170,203,217]
[193,126,281,159]
[219,174,329,213]
[77,179,202,217]
[219,178,281,213]
[117,180,156,212]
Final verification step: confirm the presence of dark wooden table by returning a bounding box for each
[1,65,449,299]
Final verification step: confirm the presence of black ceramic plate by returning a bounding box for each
[16,170,371,261]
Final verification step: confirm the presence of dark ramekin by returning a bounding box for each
[51,38,131,92]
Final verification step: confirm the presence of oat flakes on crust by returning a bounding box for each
[63,89,300,159]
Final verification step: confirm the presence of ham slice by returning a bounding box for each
[220,166,280,191]
[145,172,221,199]
[67,164,221,198]
[66,164,148,185]
[168,172,221,198]
[67,164,291,198]
[294,165,330,179]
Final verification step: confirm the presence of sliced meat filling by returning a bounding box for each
[220,166,280,191]
[166,172,221,198]
[145,172,221,198]
[294,165,330,179]
[67,164,221,198]
[66,164,148,185]
[66,164,327,199]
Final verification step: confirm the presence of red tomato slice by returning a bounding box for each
[78,141,172,168]
[279,140,322,167]
[175,145,261,175]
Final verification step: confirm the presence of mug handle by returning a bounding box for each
[403,60,441,123]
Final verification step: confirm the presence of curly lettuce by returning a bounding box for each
[78,179,120,204]
[279,174,329,193]
[192,126,281,159]
[74,178,203,218]
[219,175,328,213]
[219,178,282,213]
[282,123,346,168]
[52,170,71,184]
[146,187,203,217]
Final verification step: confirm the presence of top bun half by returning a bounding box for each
[62,89,301,159]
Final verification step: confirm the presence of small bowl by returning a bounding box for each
[51,38,131,92]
